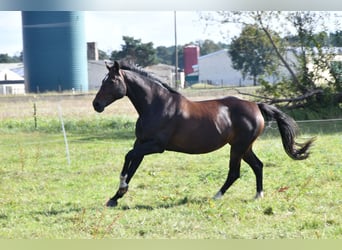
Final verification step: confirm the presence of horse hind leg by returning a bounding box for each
[243,148,264,199]
[213,146,243,199]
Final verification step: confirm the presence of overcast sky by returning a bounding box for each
[0,11,239,56]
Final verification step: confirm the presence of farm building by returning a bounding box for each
[187,48,342,87]
[190,49,254,86]
[0,64,25,95]
[145,63,185,89]
[186,49,281,86]
[1,60,101,95]
[87,60,107,90]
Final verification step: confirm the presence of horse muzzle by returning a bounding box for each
[93,100,105,113]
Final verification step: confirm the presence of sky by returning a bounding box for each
[0,11,239,56]
[1,11,340,57]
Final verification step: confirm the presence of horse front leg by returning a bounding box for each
[106,139,165,207]
[106,152,143,207]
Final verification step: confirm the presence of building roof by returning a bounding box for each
[144,63,175,84]
[0,68,24,81]
[198,49,228,60]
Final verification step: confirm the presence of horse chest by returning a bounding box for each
[134,114,175,142]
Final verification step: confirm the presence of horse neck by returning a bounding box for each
[123,70,168,116]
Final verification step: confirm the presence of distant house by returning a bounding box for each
[0,61,108,94]
[0,64,25,95]
[87,62,184,91]
[144,63,185,89]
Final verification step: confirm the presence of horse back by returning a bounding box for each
[166,96,264,154]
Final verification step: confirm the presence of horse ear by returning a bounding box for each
[113,60,120,73]
[105,61,111,71]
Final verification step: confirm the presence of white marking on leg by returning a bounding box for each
[119,174,128,188]
[254,191,264,199]
[213,191,223,200]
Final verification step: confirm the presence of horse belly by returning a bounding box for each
[166,123,231,154]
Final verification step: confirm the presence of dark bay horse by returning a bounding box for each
[93,61,314,207]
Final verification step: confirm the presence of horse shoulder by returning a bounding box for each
[134,95,180,143]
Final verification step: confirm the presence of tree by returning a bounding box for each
[98,49,109,60]
[0,53,22,63]
[229,24,280,85]
[110,36,157,67]
[284,12,329,93]
[330,61,342,92]
[156,46,173,65]
[203,11,302,88]
[198,39,223,55]
[329,31,342,47]
[259,11,341,107]
[203,11,342,108]
[0,54,12,63]
[171,45,184,69]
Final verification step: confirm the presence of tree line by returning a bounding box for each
[0,38,228,69]
[0,53,22,63]
[107,36,229,68]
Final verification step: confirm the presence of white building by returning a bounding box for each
[0,64,25,95]
[198,49,254,86]
[195,48,342,87]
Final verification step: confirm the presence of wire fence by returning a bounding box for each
[0,94,341,150]
[1,117,341,148]
[1,115,341,168]
[263,118,342,137]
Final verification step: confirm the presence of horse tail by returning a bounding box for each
[257,103,315,160]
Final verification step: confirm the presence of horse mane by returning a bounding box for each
[118,61,180,95]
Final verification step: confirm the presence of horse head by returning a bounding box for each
[93,61,127,113]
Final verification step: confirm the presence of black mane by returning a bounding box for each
[118,61,180,95]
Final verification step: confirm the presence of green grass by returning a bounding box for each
[0,114,341,239]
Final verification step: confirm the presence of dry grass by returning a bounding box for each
[0,87,254,120]
[0,94,137,120]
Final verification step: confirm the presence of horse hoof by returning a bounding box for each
[106,199,118,207]
[254,191,264,199]
[213,191,223,200]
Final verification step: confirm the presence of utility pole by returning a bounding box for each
[174,11,178,89]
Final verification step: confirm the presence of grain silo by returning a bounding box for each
[183,45,200,76]
[22,11,88,93]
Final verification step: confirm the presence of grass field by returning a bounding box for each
[0,93,341,239]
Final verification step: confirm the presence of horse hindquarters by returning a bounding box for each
[215,100,265,199]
